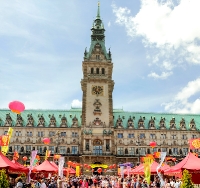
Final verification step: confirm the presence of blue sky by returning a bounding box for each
[1,0,200,114]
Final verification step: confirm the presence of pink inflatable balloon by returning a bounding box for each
[8,101,25,114]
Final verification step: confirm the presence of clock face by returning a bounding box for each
[92,85,103,95]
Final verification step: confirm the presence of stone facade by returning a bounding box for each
[0,4,200,173]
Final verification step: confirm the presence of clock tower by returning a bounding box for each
[81,3,114,157]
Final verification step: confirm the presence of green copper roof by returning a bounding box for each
[0,109,82,128]
[113,111,200,131]
[84,2,112,61]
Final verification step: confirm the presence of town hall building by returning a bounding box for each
[0,4,199,172]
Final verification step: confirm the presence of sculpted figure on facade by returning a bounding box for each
[60,115,67,127]
[170,117,176,129]
[27,114,34,127]
[116,116,123,128]
[180,118,186,130]
[38,115,45,127]
[4,113,12,127]
[149,116,155,129]
[49,114,56,127]
[159,117,166,129]
[72,116,78,127]
[15,114,23,127]
[127,116,134,128]
[190,118,196,130]
[138,116,145,129]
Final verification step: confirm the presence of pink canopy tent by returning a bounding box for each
[12,160,29,172]
[34,160,57,172]
[0,152,27,174]
[133,161,170,175]
[165,153,200,184]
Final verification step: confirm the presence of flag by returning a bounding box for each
[13,151,19,161]
[188,138,200,149]
[1,127,13,155]
[58,157,64,178]
[0,135,9,146]
[28,150,38,183]
[76,166,80,176]
[156,152,166,187]
[144,157,153,185]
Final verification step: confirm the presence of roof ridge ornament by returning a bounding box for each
[97,1,100,19]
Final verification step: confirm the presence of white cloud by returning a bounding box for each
[163,78,200,113]
[71,99,82,108]
[148,71,173,79]
[112,0,200,77]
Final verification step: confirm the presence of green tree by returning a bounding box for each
[0,169,9,188]
[181,169,194,188]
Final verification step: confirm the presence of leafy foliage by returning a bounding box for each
[181,169,194,188]
[0,169,9,188]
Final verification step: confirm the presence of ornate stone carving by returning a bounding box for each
[159,117,166,129]
[27,114,34,127]
[180,118,186,130]
[138,116,145,129]
[4,113,12,127]
[49,114,56,127]
[127,116,134,128]
[38,115,45,127]
[60,115,67,127]
[93,139,103,145]
[116,116,123,128]
[93,99,102,115]
[72,116,78,127]
[92,117,103,126]
[149,116,155,129]
[83,129,92,135]
[15,114,23,127]
[190,118,196,130]
[170,117,176,129]
[103,129,113,135]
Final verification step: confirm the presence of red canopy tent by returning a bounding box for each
[164,153,200,184]
[131,164,144,174]
[133,161,170,175]
[50,161,76,175]
[12,160,29,172]
[0,152,27,174]
[34,160,57,172]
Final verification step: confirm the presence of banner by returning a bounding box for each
[58,157,64,178]
[156,152,166,187]
[1,127,13,155]
[28,150,38,183]
[45,150,51,160]
[188,138,200,149]
[0,135,9,146]
[76,166,80,177]
[120,165,124,178]
[144,157,153,185]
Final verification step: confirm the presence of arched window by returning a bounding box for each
[96,68,99,74]
[91,68,94,74]
[102,68,105,74]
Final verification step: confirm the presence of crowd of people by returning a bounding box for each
[10,174,182,188]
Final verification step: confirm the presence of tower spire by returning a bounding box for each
[96,2,100,19]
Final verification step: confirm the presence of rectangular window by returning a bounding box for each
[172,135,176,139]
[15,131,21,137]
[4,131,8,135]
[14,145,21,152]
[49,146,54,154]
[183,148,188,155]
[60,132,66,137]
[128,133,134,138]
[72,132,78,138]
[38,131,44,137]
[27,132,33,137]
[37,146,43,154]
[139,148,146,155]
[118,133,123,138]
[182,134,187,139]
[192,135,197,139]
[162,148,167,152]
[152,147,157,153]
[49,131,55,137]
[161,134,166,139]
[26,145,31,152]
[60,146,66,154]
[140,133,145,139]
[117,147,124,155]
[72,146,78,154]
[150,134,156,139]
[172,148,178,155]
[129,147,135,155]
